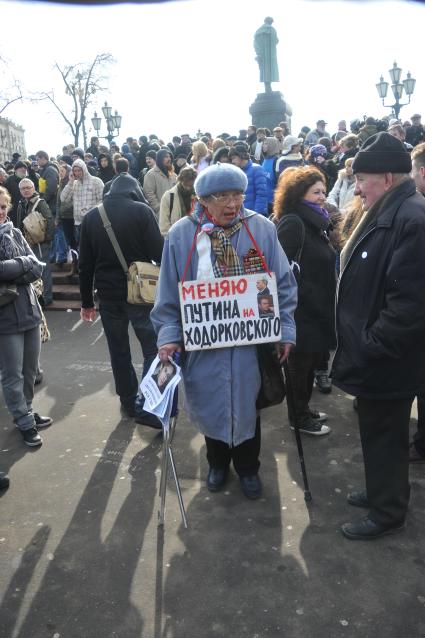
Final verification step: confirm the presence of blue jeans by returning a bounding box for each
[99,301,157,409]
[0,326,40,430]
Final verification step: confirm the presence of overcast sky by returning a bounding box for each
[1,0,424,155]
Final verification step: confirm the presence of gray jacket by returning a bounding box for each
[0,225,43,334]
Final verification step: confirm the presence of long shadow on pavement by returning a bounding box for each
[1,419,160,638]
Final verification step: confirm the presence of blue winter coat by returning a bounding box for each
[262,157,278,205]
[243,161,268,216]
[151,208,297,446]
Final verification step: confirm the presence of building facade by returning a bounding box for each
[0,117,26,165]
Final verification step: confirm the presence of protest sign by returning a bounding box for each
[179,273,281,351]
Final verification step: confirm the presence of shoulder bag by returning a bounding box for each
[22,198,47,246]
[98,203,160,305]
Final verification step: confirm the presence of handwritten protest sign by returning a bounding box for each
[179,273,281,351]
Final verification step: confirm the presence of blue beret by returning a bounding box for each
[194,163,248,197]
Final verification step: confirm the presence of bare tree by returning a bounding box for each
[0,56,24,115]
[40,53,114,149]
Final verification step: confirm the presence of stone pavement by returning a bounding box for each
[0,313,424,638]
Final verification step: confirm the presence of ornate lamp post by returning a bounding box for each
[91,101,122,144]
[376,62,416,120]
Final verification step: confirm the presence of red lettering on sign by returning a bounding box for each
[243,307,255,317]
[234,278,248,294]
[182,284,195,300]
[207,282,220,297]
[220,280,230,295]
[197,283,206,299]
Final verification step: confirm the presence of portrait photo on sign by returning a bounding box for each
[152,360,177,394]
[256,277,270,295]
[258,294,275,318]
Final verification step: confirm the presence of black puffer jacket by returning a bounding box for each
[79,173,164,307]
[277,203,336,352]
[0,224,43,334]
[332,179,425,399]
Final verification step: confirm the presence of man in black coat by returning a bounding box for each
[332,132,425,540]
[79,173,164,427]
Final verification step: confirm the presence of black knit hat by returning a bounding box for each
[352,132,412,174]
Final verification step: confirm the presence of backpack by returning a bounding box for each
[22,198,47,246]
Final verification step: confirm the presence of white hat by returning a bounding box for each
[281,135,303,156]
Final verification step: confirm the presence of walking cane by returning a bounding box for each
[158,381,188,528]
[282,360,312,502]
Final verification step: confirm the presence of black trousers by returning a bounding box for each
[205,418,261,477]
[315,351,330,372]
[414,394,425,457]
[357,396,413,526]
[286,351,323,423]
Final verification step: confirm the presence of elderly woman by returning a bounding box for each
[151,163,297,499]
[274,166,336,436]
[0,187,52,447]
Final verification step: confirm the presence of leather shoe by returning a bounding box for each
[347,490,370,508]
[240,474,262,500]
[341,517,405,540]
[134,411,162,430]
[207,467,228,492]
[0,473,10,490]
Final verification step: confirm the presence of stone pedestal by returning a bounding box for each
[249,91,292,131]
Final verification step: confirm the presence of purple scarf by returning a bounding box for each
[301,199,329,220]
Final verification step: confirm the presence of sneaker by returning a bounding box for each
[291,419,331,436]
[314,370,332,394]
[22,428,43,447]
[33,413,53,428]
[309,409,328,422]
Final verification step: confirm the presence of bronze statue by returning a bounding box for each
[254,17,279,93]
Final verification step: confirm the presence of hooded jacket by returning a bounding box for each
[97,153,115,184]
[60,159,104,225]
[38,161,59,210]
[261,137,280,205]
[142,150,177,215]
[79,174,164,307]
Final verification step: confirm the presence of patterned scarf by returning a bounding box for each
[192,202,245,277]
[211,221,244,277]
[0,221,19,260]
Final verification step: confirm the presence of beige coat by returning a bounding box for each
[142,165,177,216]
[159,184,186,236]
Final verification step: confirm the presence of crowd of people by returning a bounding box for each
[1,111,425,540]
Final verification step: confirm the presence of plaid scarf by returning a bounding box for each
[210,221,244,277]
[192,202,245,277]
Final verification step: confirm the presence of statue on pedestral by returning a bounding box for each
[254,17,279,93]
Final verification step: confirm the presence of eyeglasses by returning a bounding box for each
[210,193,245,205]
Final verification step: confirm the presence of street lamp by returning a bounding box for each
[375,61,416,120]
[91,101,122,144]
